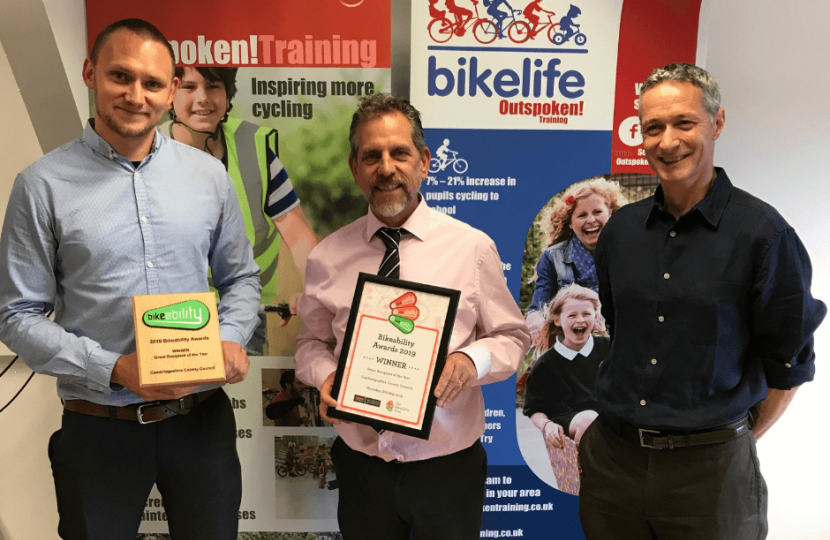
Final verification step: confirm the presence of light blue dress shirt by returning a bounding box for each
[0,121,261,406]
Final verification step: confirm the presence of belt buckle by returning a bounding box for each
[137,402,163,424]
[638,428,662,449]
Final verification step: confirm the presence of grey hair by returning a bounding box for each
[638,63,721,120]
[348,93,426,160]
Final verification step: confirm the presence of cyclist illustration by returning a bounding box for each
[485,0,516,39]
[446,0,473,36]
[429,141,469,174]
[523,0,555,38]
[559,4,582,41]
[428,0,446,20]
[435,139,453,170]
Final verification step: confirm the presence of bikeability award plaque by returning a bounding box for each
[328,273,460,439]
[132,292,225,388]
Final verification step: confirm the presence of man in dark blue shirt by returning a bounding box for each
[578,63,825,539]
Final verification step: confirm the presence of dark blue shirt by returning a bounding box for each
[594,168,826,430]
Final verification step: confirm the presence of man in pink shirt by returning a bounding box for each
[295,93,529,539]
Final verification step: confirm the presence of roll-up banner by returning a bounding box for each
[87,0,701,537]
[412,1,701,538]
[87,0,389,537]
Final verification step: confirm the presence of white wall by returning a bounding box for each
[0,38,62,540]
[0,41,47,355]
[700,1,830,538]
[0,2,84,538]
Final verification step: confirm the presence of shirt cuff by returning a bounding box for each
[86,347,122,395]
[220,325,245,346]
[764,358,815,390]
[457,346,492,380]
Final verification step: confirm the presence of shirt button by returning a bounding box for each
[663,273,670,280]
[658,315,664,323]
[98,386,104,391]
[147,261,154,268]
[669,231,677,237]
[381,441,388,448]
[785,363,792,368]
[640,400,647,406]
[651,358,657,365]
[141,216,148,222]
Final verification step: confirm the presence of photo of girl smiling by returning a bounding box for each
[522,284,608,495]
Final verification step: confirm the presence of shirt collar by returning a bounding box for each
[647,167,732,228]
[81,119,163,164]
[553,335,594,360]
[364,195,430,245]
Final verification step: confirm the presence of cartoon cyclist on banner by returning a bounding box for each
[428,0,446,21]
[559,4,582,41]
[446,0,473,36]
[485,0,517,39]
[435,139,454,170]
[523,0,555,39]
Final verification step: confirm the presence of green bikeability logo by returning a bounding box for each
[143,301,210,331]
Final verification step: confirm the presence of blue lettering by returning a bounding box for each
[426,55,585,99]
[468,57,493,97]
[458,58,467,97]
[560,70,585,99]
[428,56,454,96]
[493,69,519,97]
[543,59,562,98]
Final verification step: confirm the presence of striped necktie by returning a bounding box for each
[376,227,404,279]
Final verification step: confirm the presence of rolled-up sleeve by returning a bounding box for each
[752,227,826,389]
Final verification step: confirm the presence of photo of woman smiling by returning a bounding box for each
[524,178,627,349]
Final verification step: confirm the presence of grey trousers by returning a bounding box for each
[578,416,768,540]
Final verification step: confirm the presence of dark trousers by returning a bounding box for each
[578,417,768,540]
[330,437,487,540]
[48,389,241,540]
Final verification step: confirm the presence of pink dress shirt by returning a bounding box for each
[296,198,530,462]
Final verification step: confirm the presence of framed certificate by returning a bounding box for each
[328,273,460,439]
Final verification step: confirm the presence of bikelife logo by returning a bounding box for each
[425,2,588,124]
[143,301,210,331]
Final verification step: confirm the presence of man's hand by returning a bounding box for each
[434,352,477,408]
[543,421,566,448]
[753,387,799,440]
[569,409,599,444]
[111,352,199,401]
[319,371,349,425]
[223,341,249,384]
[279,293,303,327]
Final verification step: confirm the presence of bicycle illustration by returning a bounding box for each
[429,151,469,174]
[471,8,525,44]
[551,23,587,45]
[507,12,560,44]
[428,0,507,44]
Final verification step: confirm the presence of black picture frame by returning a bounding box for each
[327,273,460,440]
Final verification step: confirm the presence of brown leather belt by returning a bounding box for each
[614,416,751,450]
[63,389,220,424]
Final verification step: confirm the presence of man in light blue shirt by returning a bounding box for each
[0,19,260,539]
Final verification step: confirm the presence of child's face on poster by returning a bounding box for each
[554,298,597,350]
